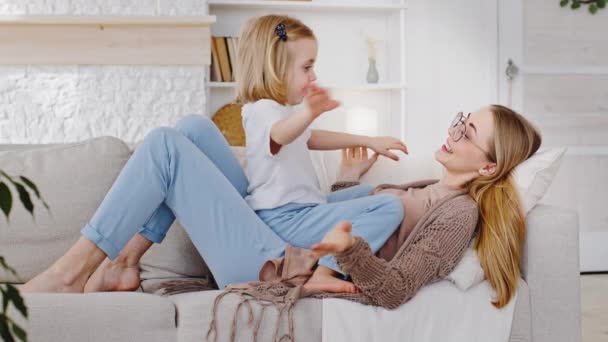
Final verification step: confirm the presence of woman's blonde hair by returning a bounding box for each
[235,15,315,105]
[469,105,542,308]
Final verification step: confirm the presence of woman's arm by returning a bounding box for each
[315,198,478,309]
[329,147,380,192]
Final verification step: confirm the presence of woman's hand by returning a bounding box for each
[304,84,340,119]
[311,221,356,256]
[337,147,379,182]
[367,136,408,161]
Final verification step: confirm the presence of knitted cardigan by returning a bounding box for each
[158,180,479,342]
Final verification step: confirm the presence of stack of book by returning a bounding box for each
[210,36,239,82]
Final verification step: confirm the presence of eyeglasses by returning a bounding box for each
[449,112,494,162]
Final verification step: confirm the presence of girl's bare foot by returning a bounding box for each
[303,266,359,294]
[84,257,141,293]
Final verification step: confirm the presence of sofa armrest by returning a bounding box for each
[521,204,581,342]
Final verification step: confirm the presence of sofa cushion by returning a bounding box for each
[0,137,132,283]
[12,292,176,342]
[166,288,321,342]
[0,137,214,283]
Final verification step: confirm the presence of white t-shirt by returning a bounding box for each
[242,99,326,210]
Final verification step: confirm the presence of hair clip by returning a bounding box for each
[275,23,288,42]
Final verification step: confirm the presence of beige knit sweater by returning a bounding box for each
[159,180,479,342]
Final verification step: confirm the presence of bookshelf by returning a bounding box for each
[206,0,408,140]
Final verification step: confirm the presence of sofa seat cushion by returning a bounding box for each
[140,278,530,342]
[13,292,176,342]
[167,289,321,342]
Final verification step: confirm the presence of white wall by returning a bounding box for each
[0,0,209,144]
[405,0,498,157]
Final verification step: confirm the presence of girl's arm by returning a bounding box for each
[307,129,370,150]
[270,109,315,147]
[309,130,409,161]
[269,85,340,153]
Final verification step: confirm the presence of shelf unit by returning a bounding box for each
[206,0,407,139]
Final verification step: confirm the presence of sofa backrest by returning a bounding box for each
[0,138,441,284]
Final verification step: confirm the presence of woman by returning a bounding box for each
[22,104,540,310]
[310,104,541,308]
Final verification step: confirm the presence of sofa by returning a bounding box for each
[0,134,581,342]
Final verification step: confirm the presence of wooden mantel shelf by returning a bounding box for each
[0,15,217,65]
[0,15,216,25]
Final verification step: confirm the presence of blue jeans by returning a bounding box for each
[257,185,404,274]
[81,114,286,288]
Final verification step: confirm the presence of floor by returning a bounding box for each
[581,274,608,342]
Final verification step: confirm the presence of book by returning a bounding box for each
[210,37,222,82]
[226,37,237,82]
[214,36,232,82]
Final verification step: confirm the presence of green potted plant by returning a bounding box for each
[1,170,49,342]
[560,0,606,14]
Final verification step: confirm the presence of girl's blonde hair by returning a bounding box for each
[469,105,541,308]
[235,15,315,105]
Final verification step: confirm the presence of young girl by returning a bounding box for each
[236,15,409,292]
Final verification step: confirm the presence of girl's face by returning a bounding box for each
[435,106,497,178]
[286,38,318,105]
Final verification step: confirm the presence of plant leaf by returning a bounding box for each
[589,3,598,13]
[14,183,33,216]
[0,315,16,342]
[560,0,569,7]
[10,321,26,342]
[571,0,581,9]
[0,257,17,276]
[0,182,12,219]
[6,285,27,318]
[18,177,40,200]
[1,287,8,312]
[597,0,606,8]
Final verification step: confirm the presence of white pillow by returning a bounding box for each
[513,147,567,213]
[446,244,485,291]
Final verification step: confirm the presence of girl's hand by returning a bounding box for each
[311,221,356,256]
[367,136,408,161]
[337,147,379,182]
[304,84,340,119]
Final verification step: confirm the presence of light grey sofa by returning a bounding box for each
[0,136,581,342]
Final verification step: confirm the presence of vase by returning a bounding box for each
[366,58,379,84]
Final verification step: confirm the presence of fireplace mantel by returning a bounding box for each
[0,15,216,65]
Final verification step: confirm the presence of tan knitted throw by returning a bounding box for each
[157,180,479,342]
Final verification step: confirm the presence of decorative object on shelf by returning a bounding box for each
[212,103,246,146]
[560,0,606,14]
[365,36,380,84]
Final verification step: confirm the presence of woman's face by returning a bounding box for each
[435,106,497,177]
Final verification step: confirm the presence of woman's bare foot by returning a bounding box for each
[84,257,141,293]
[303,266,359,294]
[19,237,107,294]
[19,268,88,293]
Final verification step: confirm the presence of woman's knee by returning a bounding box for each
[143,126,181,152]
[175,114,215,139]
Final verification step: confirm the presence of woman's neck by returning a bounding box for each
[439,170,474,190]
